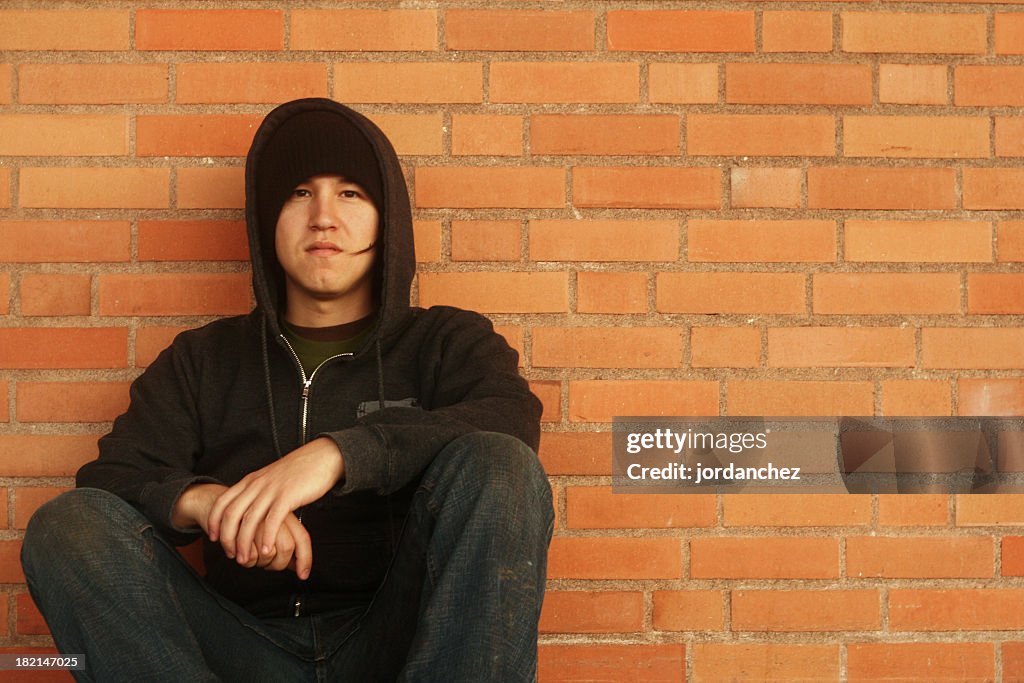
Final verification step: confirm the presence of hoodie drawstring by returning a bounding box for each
[261,311,284,459]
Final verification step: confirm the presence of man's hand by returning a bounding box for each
[172,482,314,577]
[206,437,346,580]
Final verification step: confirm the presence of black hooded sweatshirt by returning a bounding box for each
[77,98,543,618]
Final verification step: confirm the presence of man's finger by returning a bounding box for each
[286,514,313,580]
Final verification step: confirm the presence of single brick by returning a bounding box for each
[451,221,520,261]
[960,379,1024,417]
[531,381,561,423]
[20,168,169,209]
[452,115,521,156]
[957,495,1024,525]
[0,65,10,104]
[693,644,840,681]
[880,64,948,105]
[0,114,127,156]
[416,221,442,263]
[997,13,1024,54]
[336,63,481,104]
[768,327,915,367]
[848,643,995,681]
[763,11,833,52]
[877,494,949,526]
[923,329,1024,370]
[0,10,128,50]
[20,274,91,317]
[0,328,127,369]
[576,272,648,314]
[1003,537,1024,575]
[16,382,131,423]
[996,117,1024,157]
[726,63,872,105]
[813,273,961,314]
[531,114,679,156]
[538,432,612,476]
[566,487,715,529]
[445,10,593,51]
[881,380,953,416]
[653,592,725,632]
[416,167,563,209]
[490,62,638,104]
[177,168,245,210]
[418,272,567,313]
[724,494,870,526]
[728,380,874,416]
[539,644,685,683]
[14,488,72,530]
[530,219,678,262]
[688,219,835,262]
[692,537,839,579]
[176,62,328,104]
[568,380,719,422]
[956,66,1024,107]
[291,10,436,51]
[607,10,755,52]
[657,272,805,314]
[691,327,760,368]
[539,591,644,634]
[0,221,130,263]
[371,114,444,156]
[964,168,1024,210]
[136,115,262,157]
[688,114,834,157]
[17,594,49,636]
[533,327,683,369]
[844,115,989,158]
[0,274,8,316]
[0,436,99,476]
[732,589,880,631]
[548,537,681,579]
[136,9,283,50]
[138,220,248,262]
[730,168,802,209]
[808,167,956,209]
[648,63,718,104]
[99,274,251,316]
[573,167,719,209]
[18,64,168,104]
[968,274,1024,313]
[889,589,1024,630]
[136,326,189,368]
[845,220,993,263]
[842,12,987,54]
[848,536,993,578]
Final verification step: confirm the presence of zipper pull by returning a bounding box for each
[293,596,303,617]
[301,380,311,399]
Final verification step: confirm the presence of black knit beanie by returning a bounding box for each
[256,109,384,243]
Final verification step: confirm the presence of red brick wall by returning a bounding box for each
[2,3,1023,680]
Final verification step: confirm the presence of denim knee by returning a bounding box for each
[22,488,147,579]
[428,432,552,520]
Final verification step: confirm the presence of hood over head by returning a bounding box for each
[245,98,415,341]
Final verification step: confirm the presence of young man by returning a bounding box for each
[22,98,552,682]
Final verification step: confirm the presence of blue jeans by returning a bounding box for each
[22,432,553,682]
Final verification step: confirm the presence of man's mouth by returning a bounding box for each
[306,241,342,255]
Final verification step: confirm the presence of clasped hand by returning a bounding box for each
[175,437,345,580]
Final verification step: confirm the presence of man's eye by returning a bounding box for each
[340,189,359,198]
[291,188,311,198]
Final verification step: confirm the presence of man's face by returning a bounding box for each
[275,174,379,317]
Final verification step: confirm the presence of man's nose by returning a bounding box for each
[309,196,337,230]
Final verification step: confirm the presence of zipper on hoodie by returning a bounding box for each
[278,334,353,618]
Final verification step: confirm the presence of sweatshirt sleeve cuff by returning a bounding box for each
[321,425,388,495]
[144,475,222,543]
